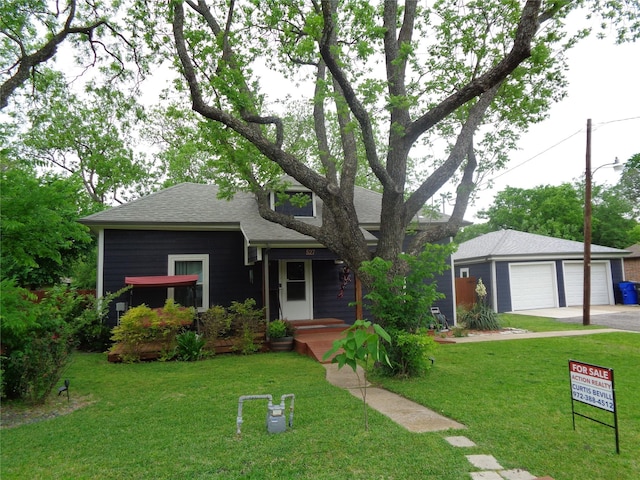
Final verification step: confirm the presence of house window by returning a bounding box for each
[460,268,470,278]
[168,254,209,312]
[272,191,315,217]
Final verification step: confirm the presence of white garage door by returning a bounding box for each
[509,263,557,311]
[564,262,611,306]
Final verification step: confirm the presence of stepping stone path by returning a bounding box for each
[444,436,550,480]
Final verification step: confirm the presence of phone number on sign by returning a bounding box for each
[572,391,615,411]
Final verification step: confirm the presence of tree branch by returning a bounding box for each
[404,0,543,145]
[319,0,394,190]
[404,82,501,225]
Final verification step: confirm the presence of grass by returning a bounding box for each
[498,313,604,332]
[1,326,638,479]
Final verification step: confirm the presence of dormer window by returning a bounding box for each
[272,190,315,217]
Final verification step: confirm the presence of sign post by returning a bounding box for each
[568,360,619,453]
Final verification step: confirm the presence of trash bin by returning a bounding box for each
[618,282,639,305]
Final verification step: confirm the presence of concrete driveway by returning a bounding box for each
[509,305,640,332]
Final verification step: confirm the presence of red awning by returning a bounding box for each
[125,275,199,287]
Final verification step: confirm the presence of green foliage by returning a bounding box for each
[616,153,640,220]
[175,331,206,361]
[228,298,266,355]
[111,299,195,362]
[324,320,391,373]
[323,319,391,430]
[466,182,639,249]
[388,329,439,378]
[359,243,453,377]
[267,319,293,339]
[199,305,231,340]
[0,282,87,403]
[477,184,584,241]
[73,287,131,352]
[459,304,501,331]
[360,243,455,333]
[0,166,95,288]
[199,299,265,355]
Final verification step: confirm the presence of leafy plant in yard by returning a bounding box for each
[199,304,231,341]
[392,329,438,377]
[72,287,130,352]
[267,319,294,339]
[0,281,72,403]
[110,299,195,362]
[458,278,500,330]
[228,299,266,355]
[175,331,206,361]
[359,243,454,377]
[323,319,391,430]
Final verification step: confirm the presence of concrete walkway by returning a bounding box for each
[324,363,465,432]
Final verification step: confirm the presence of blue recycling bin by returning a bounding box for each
[618,282,639,305]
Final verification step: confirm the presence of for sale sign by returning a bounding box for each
[569,360,615,412]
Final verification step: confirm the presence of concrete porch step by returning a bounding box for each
[290,319,350,363]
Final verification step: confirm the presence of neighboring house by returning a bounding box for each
[623,244,640,282]
[80,181,458,326]
[452,229,629,313]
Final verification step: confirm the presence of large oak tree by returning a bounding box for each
[152,0,636,283]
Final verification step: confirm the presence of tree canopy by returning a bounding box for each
[456,177,639,249]
[0,166,96,288]
[2,0,639,287]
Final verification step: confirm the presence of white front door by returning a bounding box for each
[279,260,313,320]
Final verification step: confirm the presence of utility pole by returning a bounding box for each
[583,119,592,326]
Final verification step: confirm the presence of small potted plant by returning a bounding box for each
[267,319,294,352]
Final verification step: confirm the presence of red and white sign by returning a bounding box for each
[569,360,615,412]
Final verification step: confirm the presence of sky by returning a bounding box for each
[464,34,640,221]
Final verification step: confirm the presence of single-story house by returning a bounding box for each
[80,180,458,326]
[452,229,630,313]
[623,244,640,282]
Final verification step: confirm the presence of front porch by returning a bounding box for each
[289,318,349,363]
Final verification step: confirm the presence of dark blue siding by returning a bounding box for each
[556,260,567,307]
[103,230,262,325]
[495,262,511,313]
[611,259,626,303]
[313,261,357,323]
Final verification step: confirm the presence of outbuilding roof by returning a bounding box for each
[452,229,630,263]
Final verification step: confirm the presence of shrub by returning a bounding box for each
[267,319,293,339]
[199,305,231,341]
[358,243,453,377]
[176,331,206,361]
[111,299,195,362]
[459,303,501,330]
[379,329,438,378]
[229,299,265,355]
[71,287,130,352]
[0,281,72,403]
[198,299,265,355]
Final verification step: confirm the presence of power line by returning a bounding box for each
[480,116,640,187]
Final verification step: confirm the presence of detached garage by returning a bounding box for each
[453,230,629,313]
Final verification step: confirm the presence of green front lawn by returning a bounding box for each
[498,313,604,332]
[2,331,638,479]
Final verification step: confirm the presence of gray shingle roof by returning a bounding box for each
[83,182,455,245]
[452,229,630,262]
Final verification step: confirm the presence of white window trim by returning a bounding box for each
[460,268,470,278]
[168,254,210,312]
